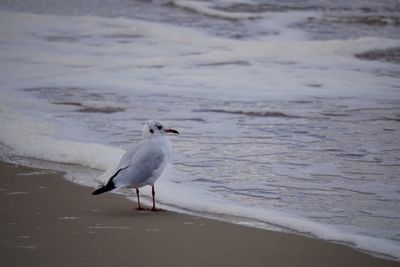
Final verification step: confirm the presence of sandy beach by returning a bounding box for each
[0,161,398,267]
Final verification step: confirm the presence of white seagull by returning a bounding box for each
[92,120,179,211]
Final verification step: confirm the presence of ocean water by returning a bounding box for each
[1,0,400,260]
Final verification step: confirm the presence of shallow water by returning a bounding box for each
[0,0,400,260]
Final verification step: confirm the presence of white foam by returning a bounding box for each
[246,12,313,41]
[0,105,123,173]
[1,10,399,100]
[172,0,317,42]
[155,173,400,260]
[172,0,262,20]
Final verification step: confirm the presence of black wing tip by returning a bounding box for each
[91,187,103,195]
[92,181,116,195]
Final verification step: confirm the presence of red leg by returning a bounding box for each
[136,188,144,210]
[151,185,163,211]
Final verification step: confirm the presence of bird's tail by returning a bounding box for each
[92,180,116,195]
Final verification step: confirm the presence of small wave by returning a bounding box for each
[325,15,400,26]
[360,210,400,220]
[167,118,206,122]
[0,106,123,172]
[24,87,128,114]
[197,60,251,67]
[215,3,290,13]
[192,178,222,184]
[102,33,142,39]
[322,112,349,117]
[44,35,89,43]
[194,109,301,118]
[171,0,262,20]
[53,102,125,113]
[355,47,400,64]
[367,117,400,122]
[77,107,125,114]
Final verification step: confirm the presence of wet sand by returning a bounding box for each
[0,162,399,267]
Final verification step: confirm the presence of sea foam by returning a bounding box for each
[0,105,122,172]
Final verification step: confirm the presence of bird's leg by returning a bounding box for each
[151,185,163,212]
[136,188,144,210]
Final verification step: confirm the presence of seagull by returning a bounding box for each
[92,120,179,211]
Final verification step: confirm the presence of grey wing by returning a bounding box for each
[108,142,143,180]
[116,143,141,170]
[113,145,166,188]
[108,143,140,186]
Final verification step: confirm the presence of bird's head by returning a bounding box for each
[142,120,179,138]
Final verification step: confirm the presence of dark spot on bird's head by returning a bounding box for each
[149,128,154,134]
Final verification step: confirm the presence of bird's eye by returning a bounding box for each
[149,129,154,134]
[156,125,162,130]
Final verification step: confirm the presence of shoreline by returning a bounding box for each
[1,161,399,267]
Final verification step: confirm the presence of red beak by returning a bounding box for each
[165,128,180,134]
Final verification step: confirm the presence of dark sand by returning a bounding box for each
[1,162,399,267]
